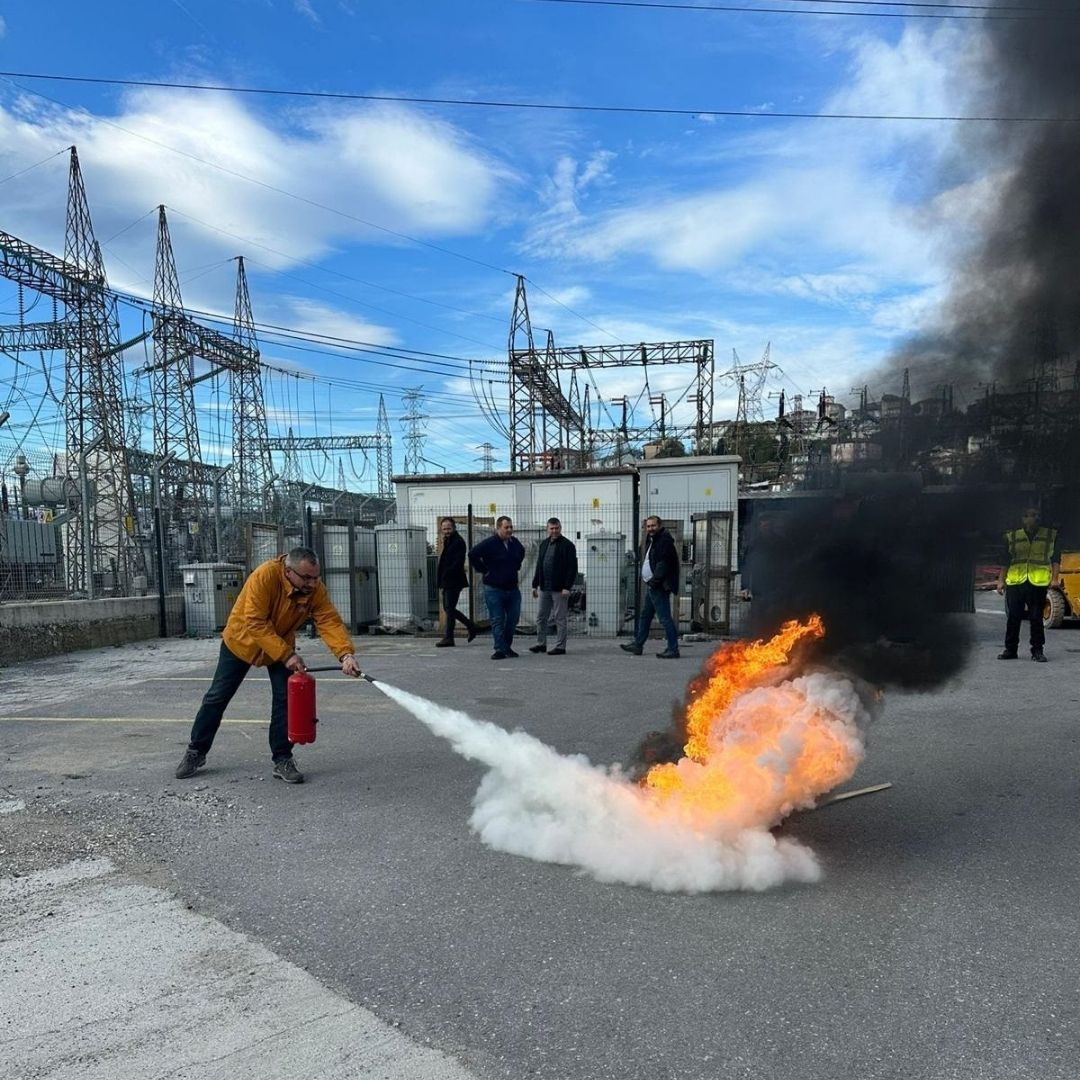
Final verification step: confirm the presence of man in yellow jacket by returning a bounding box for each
[175,547,360,784]
[995,507,1061,663]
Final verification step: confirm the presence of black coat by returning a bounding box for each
[531,536,579,592]
[469,534,526,590]
[644,527,679,593]
[436,531,469,591]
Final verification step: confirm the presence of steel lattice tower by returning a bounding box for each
[152,206,207,553]
[63,148,143,592]
[376,394,393,495]
[401,387,427,475]
[232,257,272,514]
[507,276,582,471]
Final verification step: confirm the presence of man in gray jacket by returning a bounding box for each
[529,517,578,655]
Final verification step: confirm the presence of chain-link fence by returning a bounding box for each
[2,498,749,641]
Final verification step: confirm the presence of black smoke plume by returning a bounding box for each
[878,3,1080,398]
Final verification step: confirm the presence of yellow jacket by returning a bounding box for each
[222,556,355,667]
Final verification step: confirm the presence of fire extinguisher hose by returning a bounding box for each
[295,665,375,682]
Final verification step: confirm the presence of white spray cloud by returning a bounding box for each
[375,671,868,894]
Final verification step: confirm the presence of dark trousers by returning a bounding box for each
[634,586,679,653]
[1004,582,1048,653]
[484,585,521,655]
[188,641,293,761]
[441,587,476,640]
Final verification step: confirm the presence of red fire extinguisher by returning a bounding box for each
[286,665,371,745]
[287,670,319,744]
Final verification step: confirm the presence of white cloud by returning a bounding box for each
[0,16,7,37]
[278,296,399,346]
[523,24,987,311]
[294,0,321,23]
[0,87,512,277]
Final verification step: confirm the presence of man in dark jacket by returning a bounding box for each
[435,516,478,647]
[469,515,526,660]
[529,517,578,655]
[620,516,681,659]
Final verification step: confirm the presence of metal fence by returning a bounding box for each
[1,500,749,640]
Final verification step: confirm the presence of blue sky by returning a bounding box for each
[0,1,996,480]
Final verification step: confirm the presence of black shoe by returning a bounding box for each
[273,757,304,784]
[467,626,478,643]
[529,644,547,654]
[435,638,454,647]
[507,649,520,658]
[997,650,1018,660]
[1032,650,1048,663]
[656,650,681,659]
[175,749,206,780]
[620,643,643,656]
[491,651,507,660]
[548,647,566,656]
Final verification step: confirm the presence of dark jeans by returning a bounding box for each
[1004,582,1048,653]
[188,641,293,761]
[484,585,521,655]
[634,586,679,653]
[441,587,476,640]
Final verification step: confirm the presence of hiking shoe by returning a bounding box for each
[620,643,643,656]
[175,749,206,780]
[273,757,304,784]
[1032,650,1048,663]
[491,651,507,660]
[529,643,547,654]
[548,647,566,656]
[997,650,1018,660]
[656,650,681,659]
[435,638,454,647]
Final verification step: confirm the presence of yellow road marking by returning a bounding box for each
[139,676,375,682]
[2,716,264,725]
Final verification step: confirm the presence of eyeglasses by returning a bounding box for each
[287,566,320,583]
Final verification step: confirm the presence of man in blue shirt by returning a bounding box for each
[469,516,526,660]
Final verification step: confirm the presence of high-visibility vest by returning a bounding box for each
[1004,526,1057,587]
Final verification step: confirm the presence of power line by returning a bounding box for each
[3,70,1079,123]
[0,145,71,186]
[525,0,1066,19]
[164,206,508,332]
[111,287,506,374]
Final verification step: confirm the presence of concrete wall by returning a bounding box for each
[0,595,185,665]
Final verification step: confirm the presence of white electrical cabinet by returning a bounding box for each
[180,563,245,636]
[375,525,428,627]
[353,526,378,625]
[583,533,625,636]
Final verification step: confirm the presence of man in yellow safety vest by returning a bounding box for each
[995,506,1061,662]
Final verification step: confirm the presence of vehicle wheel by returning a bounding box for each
[1044,588,1066,629]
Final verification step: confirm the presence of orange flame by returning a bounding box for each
[642,615,863,831]
[681,614,824,762]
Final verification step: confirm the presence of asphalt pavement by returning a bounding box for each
[2,602,1078,1080]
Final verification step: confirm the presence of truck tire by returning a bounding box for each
[1044,588,1066,629]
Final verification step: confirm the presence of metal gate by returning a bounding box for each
[690,511,734,635]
